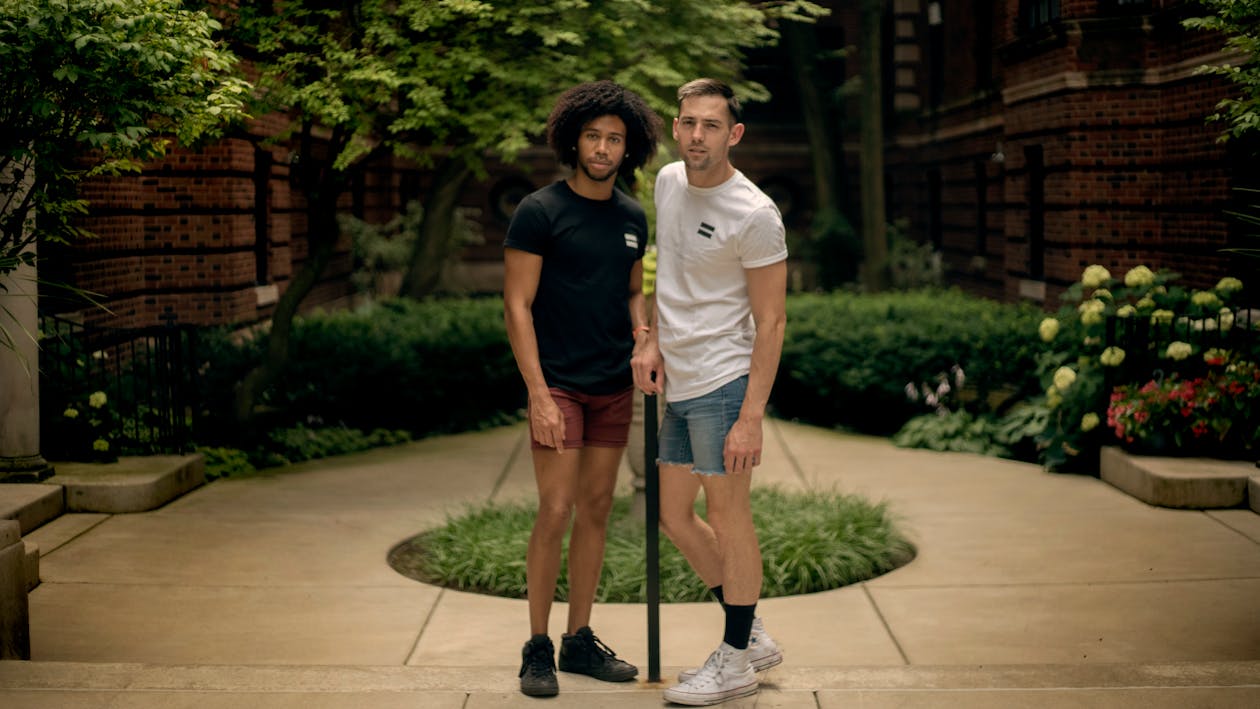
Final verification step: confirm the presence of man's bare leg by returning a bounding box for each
[699,469,761,605]
[565,445,622,632]
[658,462,723,586]
[526,447,581,636]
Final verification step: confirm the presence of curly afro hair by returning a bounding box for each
[546,80,662,183]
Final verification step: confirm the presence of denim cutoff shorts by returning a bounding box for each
[658,375,748,475]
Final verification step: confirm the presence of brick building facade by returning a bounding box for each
[875,0,1255,305]
[42,0,1255,330]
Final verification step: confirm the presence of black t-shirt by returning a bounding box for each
[504,181,648,394]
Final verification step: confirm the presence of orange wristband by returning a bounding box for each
[632,325,651,337]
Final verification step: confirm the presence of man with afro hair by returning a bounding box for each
[503,80,661,698]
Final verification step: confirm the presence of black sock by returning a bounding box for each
[710,585,726,606]
[723,603,756,650]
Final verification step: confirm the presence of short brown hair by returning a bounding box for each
[677,78,742,124]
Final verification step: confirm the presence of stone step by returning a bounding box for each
[2,454,203,592]
[47,454,205,514]
[0,661,1257,707]
[1100,446,1258,510]
[0,483,63,535]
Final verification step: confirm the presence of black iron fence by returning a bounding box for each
[39,315,200,460]
[1104,307,1260,391]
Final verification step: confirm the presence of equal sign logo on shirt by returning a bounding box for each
[624,232,639,249]
[697,221,715,239]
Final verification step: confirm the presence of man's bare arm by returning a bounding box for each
[723,260,787,473]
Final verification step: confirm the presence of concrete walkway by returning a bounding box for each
[2,419,1259,707]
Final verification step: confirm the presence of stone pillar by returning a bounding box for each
[0,520,31,660]
[0,165,51,483]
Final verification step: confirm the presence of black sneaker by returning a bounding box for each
[558,626,638,682]
[519,634,559,697]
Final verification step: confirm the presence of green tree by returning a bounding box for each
[0,0,249,284]
[1184,0,1260,144]
[857,0,889,292]
[223,0,826,425]
[0,0,246,482]
[1184,1,1260,271]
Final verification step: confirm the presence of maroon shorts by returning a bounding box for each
[530,386,634,450]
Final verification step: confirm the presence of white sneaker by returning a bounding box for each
[663,642,758,706]
[677,618,783,682]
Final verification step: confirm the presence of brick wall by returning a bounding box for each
[878,0,1253,308]
[42,130,367,328]
[43,0,1254,326]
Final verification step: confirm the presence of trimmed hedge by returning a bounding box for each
[197,297,522,442]
[197,290,1044,446]
[775,289,1046,434]
[274,298,521,434]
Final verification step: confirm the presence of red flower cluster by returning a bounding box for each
[1106,361,1260,456]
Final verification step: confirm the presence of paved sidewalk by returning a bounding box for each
[2,419,1259,707]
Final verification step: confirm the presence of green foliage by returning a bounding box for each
[196,297,521,442]
[391,487,914,603]
[775,290,1045,434]
[887,222,944,290]
[197,427,411,480]
[254,425,412,468]
[197,446,256,481]
[1183,0,1260,144]
[1107,359,1260,459]
[1031,265,1254,470]
[342,201,421,295]
[0,0,248,278]
[225,0,827,176]
[892,405,1050,461]
[46,390,121,463]
[800,207,861,289]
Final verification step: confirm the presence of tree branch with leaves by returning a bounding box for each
[221,0,826,424]
[0,0,249,281]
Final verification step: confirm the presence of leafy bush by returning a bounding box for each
[46,390,121,462]
[196,425,412,480]
[1032,266,1255,470]
[892,405,1049,460]
[280,297,519,433]
[390,487,915,602]
[197,446,256,481]
[776,290,1045,434]
[1107,358,1260,459]
[197,297,522,442]
[253,424,412,468]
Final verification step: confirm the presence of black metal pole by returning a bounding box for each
[644,392,661,682]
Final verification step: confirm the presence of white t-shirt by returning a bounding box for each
[653,161,787,402]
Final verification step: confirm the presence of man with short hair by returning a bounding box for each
[504,80,662,698]
[631,77,788,706]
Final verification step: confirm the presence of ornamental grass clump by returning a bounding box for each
[390,487,915,602]
[1033,266,1254,470]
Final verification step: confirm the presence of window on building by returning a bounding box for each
[974,159,988,254]
[1099,0,1151,16]
[928,168,943,250]
[1019,0,1060,32]
[927,2,944,108]
[974,0,993,89]
[352,171,366,219]
[253,148,272,285]
[1025,145,1045,279]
